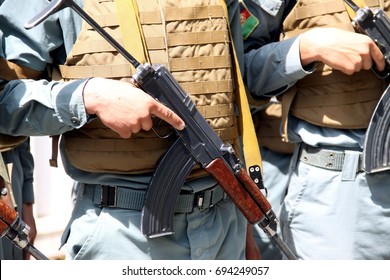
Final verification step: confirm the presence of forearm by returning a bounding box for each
[244,36,312,98]
[18,139,35,204]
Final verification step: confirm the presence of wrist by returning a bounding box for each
[82,77,100,115]
[299,31,320,67]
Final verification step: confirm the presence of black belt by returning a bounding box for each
[82,183,227,213]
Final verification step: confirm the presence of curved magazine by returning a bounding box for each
[363,85,390,173]
[141,137,196,238]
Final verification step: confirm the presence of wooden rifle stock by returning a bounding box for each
[0,199,49,260]
[0,176,18,235]
[205,158,270,224]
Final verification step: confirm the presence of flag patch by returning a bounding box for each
[240,2,260,39]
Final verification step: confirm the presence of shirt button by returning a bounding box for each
[194,248,203,258]
[70,116,81,126]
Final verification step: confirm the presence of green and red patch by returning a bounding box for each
[240,1,260,39]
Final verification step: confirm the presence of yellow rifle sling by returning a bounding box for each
[114,0,150,69]
[219,0,263,174]
[344,0,367,18]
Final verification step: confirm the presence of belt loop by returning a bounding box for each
[341,151,360,181]
[290,143,302,174]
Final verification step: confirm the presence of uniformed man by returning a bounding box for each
[242,0,390,259]
[0,0,260,259]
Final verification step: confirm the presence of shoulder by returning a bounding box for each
[241,0,289,49]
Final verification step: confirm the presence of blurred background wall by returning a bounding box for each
[30,136,74,260]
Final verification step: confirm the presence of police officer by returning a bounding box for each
[242,0,390,259]
[0,0,259,259]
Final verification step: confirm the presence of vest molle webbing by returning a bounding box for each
[60,0,240,175]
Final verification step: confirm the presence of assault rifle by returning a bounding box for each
[25,0,297,260]
[0,154,48,260]
[344,0,390,173]
[0,186,48,260]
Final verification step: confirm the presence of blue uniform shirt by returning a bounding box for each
[0,0,250,260]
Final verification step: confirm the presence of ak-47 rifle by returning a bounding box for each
[25,0,297,260]
[343,0,390,173]
[0,153,48,260]
[0,176,48,260]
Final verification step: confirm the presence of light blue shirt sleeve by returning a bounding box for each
[242,0,313,97]
[0,79,89,136]
[0,0,88,136]
[0,0,83,72]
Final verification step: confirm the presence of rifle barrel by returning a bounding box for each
[25,244,49,260]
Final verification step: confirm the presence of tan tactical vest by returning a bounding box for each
[281,0,389,141]
[59,0,240,174]
[253,101,295,154]
[0,58,43,152]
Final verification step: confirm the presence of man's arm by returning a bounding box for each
[17,139,36,260]
[242,0,309,97]
[0,78,185,138]
[242,1,385,98]
[299,27,385,74]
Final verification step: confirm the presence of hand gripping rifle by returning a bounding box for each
[25,0,297,260]
[344,0,390,173]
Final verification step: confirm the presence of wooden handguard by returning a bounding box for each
[0,219,9,235]
[0,198,18,235]
[0,176,16,210]
[236,166,271,213]
[205,158,267,224]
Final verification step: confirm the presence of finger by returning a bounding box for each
[151,102,185,130]
[140,118,153,131]
[130,123,142,134]
[370,42,386,71]
[117,129,132,139]
[361,55,373,71]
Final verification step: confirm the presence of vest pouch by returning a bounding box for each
[0,134,27,152]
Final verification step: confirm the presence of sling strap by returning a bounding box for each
[343,0,367,18]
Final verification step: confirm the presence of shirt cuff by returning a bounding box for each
[54,79,90,129]
[284,36,315,80]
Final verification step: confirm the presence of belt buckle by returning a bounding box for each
[100,185,117,207]
[196,186,218,211]
[196,191,205,210]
